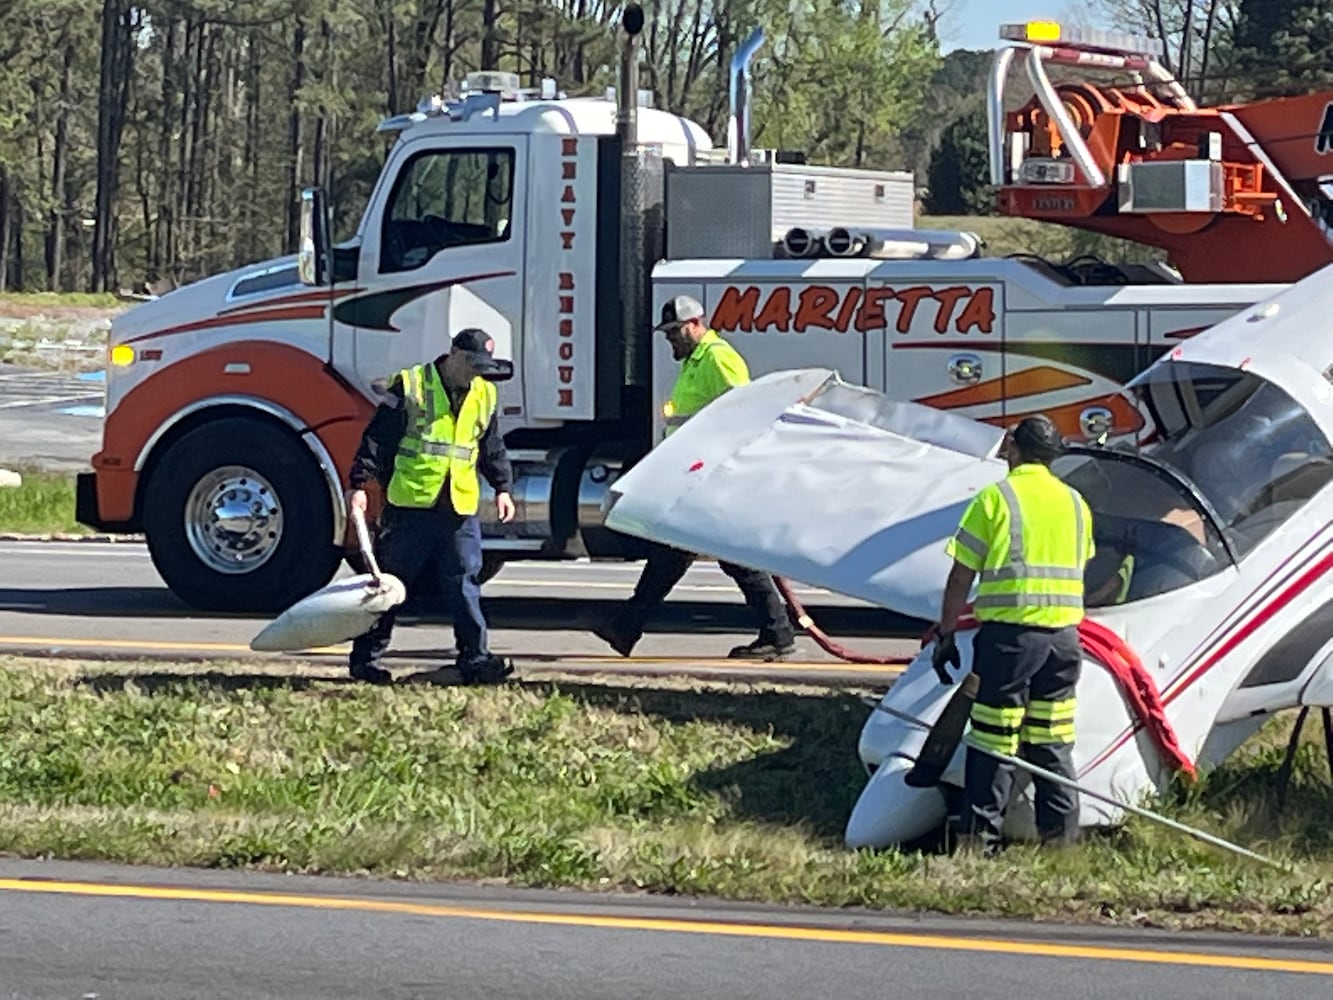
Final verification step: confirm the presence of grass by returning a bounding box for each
[919,213,1167,264]
[0,656,1329,935]
[0,468,87,535]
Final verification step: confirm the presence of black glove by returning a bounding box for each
[931,630,961,685]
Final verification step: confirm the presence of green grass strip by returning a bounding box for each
[0,659,1328,935]
[0,470,86,535]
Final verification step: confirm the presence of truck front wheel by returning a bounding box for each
[142,417,342,613]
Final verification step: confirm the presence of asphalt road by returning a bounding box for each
[0,858,1329,999]
[0,540,921,684]
[0,366,103,472]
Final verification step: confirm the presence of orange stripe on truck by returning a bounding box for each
[919,365,1091,410]
[92,341,374,524]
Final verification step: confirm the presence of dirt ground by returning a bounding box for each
[0,301,125,322]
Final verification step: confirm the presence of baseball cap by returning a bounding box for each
[452,328,502,373]
[1010,414,1066,461]
[653,294,706,332]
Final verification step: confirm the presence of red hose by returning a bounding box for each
[774,576,915,665]
[778,580,1195,779]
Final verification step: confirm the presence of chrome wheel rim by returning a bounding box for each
[184,466,284,575]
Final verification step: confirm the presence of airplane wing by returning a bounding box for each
[605,368,1009,623]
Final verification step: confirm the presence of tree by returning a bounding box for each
[1,0,952,290]
[1090,1,1243,102]
[751,0,941,168]
[923,109,991,215]
[895,47,990,185]
[1233,0,1333,97]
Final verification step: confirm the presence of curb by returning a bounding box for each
[0,533,145,543]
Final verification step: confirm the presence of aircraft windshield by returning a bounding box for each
[1132,361,1333,560]
[1051,450,1232,607]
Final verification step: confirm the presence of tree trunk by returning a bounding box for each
[152,18,177,281]
[183,22,209,275]
[313,16,333,195]
[92,0,132,293]
[244,28,261,259]
[31,78,47,286]
[176,20,196,275]
[384,6,399,116]
[1180,0,1197,94]
[0,168,10,293]
[441,0,457,93]
[12,197,25,292]
[47,34,76,291]
[286,20,308,253]
[481,0,499,68]
[1199,0,1220,101]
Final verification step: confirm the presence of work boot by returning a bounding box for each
[591,613,640,658]
[458,652,515,685]
[349,663,393,686]
[951,830,1003,859]
[727,636,796,661]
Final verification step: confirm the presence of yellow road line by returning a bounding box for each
[0,877,1328,976]
[489,579,834,597]
[0,635,908,674]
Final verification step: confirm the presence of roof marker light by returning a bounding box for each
[998,21,1166,58]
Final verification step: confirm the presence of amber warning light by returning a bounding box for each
[997,21,1165,58]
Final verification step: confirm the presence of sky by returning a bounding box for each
[940,0,1098,53]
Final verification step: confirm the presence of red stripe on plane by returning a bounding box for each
[1163,551,1333,707]
[1077,546,1333,776]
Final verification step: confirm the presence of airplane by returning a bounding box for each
[601,260,1333,849]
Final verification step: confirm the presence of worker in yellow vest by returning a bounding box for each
[345,329,517,685]
[933,414,1095,853]
[591,295,796,661]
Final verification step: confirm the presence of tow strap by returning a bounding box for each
[775,579,1197,779]
[1076,617,1198,780]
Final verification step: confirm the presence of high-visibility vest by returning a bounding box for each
[386,364,497,515]
[949,464,1094,628]
[661,330,749,437]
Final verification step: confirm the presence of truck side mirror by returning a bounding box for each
[298,187,333,287]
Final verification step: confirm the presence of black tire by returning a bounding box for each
[142,416,342,613]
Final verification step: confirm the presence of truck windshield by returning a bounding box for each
[1131,361,1333,560]
[1051,449,1233,607]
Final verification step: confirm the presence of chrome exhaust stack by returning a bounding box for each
[617,4,654,387]
[616,4,644,149]
[825,227,866,257]
[860,228,982,260]
[728,28,765,166]
[781,227,823,258]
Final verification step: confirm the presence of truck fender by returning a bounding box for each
[134,393,347,547]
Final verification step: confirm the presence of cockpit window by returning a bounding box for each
[1132,361,1333,559]
[1051,451,1232,607]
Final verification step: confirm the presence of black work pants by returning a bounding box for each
[618,541,794,646]
[350,504,488,670]
[962,621,1082,847]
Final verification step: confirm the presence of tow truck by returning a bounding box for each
[76,12,1333,612]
